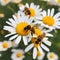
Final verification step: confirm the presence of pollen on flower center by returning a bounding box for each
[50,53,54,58]
[42,16,54,26]
[29,8,35,17]
[35,28,42,37]
[16,22,30,36]
[16,52,22,58]
[2,42,8,48]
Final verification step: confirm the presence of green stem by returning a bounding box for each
[7,5,15,13]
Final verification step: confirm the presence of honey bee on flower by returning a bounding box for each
[25,28,52,59]
[3,11,33,45]
[19,3,42,20]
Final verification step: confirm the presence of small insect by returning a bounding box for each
[35,33,46,44]
[24,25,31,31]
[24,25,35,35]
[23,7,31,15]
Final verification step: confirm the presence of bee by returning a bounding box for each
[35,33,46,44]
[23,7,31,15]
[24,25,35,35]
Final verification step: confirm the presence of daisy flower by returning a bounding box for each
[37,50,45,60]
[36,8,60,31]
[0,13,4,18]
[19,3,42,20]
[47,52,58,60]
[0,0,11,6]
[11,49,25,60]
[11,0,22,4]
[0,41,12,51]
[3,11,33,45]
[25,28,52,59]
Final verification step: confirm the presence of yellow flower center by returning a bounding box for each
[16,22,30,36]
[29,8,35,17]
[42,16,54,26]
[50,53,54,58]
[35,28,42,37]
[4,0,8,3]
[16,52,22,58]
[2,42,8,48]
[57,0,60,4]
[37,51,41,56]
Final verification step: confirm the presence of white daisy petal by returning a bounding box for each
[33,21,42,25]
[5,32,16,37]
[51,8,54,17]
[30,3,34,8]
[13,15,18,24]
[55,25,60,29]
[6,21,13,27]
[9,18,16,25]
[41,44,49,52]
[33,48,37,59]
[43,10,46,17]
[9,35,18,40]
[43,39,51,46]
[46,33,53,37]
[25,44,34,52]
[4,26,15,32]
[9,18,17,27]
[47,9,50,16]
[23,36,28,45]
[25,3,29,8]
[54,12,60,19]
[15,36,21,44]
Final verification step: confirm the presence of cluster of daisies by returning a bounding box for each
[0,0,22,6]
[43,0,60,6]
[0,2,60,60]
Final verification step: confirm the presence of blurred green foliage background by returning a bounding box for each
[0,0,60,60]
